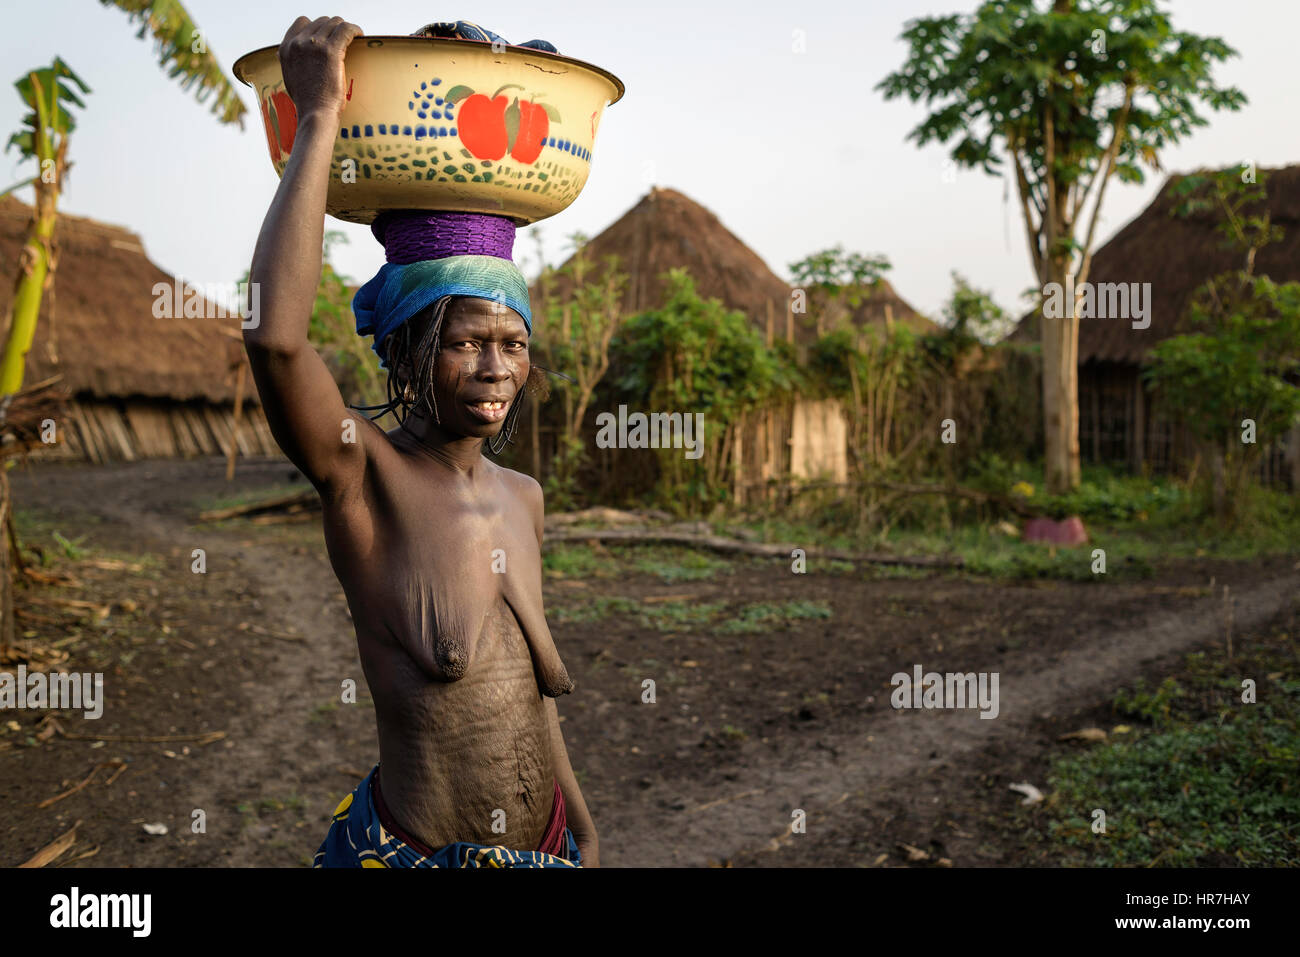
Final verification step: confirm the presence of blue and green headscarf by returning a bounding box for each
[353,255,532,367]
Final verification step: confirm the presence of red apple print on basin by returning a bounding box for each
[445,83,562,164]
[260,89,299,161]
[456,93,509,160]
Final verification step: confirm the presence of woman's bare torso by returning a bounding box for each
[320,429,558,849]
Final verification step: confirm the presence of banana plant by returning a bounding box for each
[0,59,89,394]
[1,1,247,397]
[100,0,247,127]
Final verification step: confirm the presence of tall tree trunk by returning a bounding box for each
[1040,80,1082,494]
[1034,0,1083,495]
[1041,258,1082,494]
[1210,443,1227,520]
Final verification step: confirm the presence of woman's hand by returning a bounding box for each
[278,15,363,119]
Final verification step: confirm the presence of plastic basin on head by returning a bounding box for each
[233,37,624,226]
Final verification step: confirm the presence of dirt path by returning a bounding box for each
[5,458,1295,868]
[609,575,1297,867]
[7,458,372,867]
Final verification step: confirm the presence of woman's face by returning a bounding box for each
[415,296,530,439]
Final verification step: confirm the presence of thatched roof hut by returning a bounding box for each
[0,196,279,462]
[518,186,932,500]
[1016,164,1300,480]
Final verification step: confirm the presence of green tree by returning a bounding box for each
[311,232,382,407]
[789,245,892,337]
[533,233,628,507]
[940,271,1010,347]
[236,232,382,407]
[98,0,248,125]
[615,270,789,511]
[879,0,1244,493]
[808,324,924,476]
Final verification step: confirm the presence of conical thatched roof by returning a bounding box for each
[1015,165,1300,362]
[0,196,255,403]
[531,186,791,330]
[530,186,932,343]
[1078,164,1300,364]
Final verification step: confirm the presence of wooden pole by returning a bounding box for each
[732,416,744,506]
[0,467,14,660]
[226,361,246,481]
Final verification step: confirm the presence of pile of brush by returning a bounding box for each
[0,375,69,459]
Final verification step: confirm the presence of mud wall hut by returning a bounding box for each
[0,197,279,464]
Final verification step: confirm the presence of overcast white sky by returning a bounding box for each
[1,0,1295,320]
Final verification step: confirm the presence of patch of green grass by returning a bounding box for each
[13,506,103,536]
[627,547,729,583]
[548,595,638,624]
[194,482,308,514]
[1040,632,1300,866]
[237,795,309,828]
[542,543,603,578]
[551,595,832,634]
[729,463,1300,581]
[308,700,339,724]
[1113,676,1187,726]
[51,530,89,560]
[14,507,169,573]
[639,600,727,632]
[256,795,307,814]
[549,595,726,633]
[962,533,1154,581]
[863,563,934,580]
[719,599,832,634]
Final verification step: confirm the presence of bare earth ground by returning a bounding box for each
[1,457,1296,868]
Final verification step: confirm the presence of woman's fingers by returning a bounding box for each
[328,20,364,45]
[309,15,343,41]
[281,15,312,47]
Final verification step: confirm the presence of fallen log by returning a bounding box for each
[198,489,319,522]
[543,527,962,568]
[864,481,1039,518]
[545,506,666,527]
